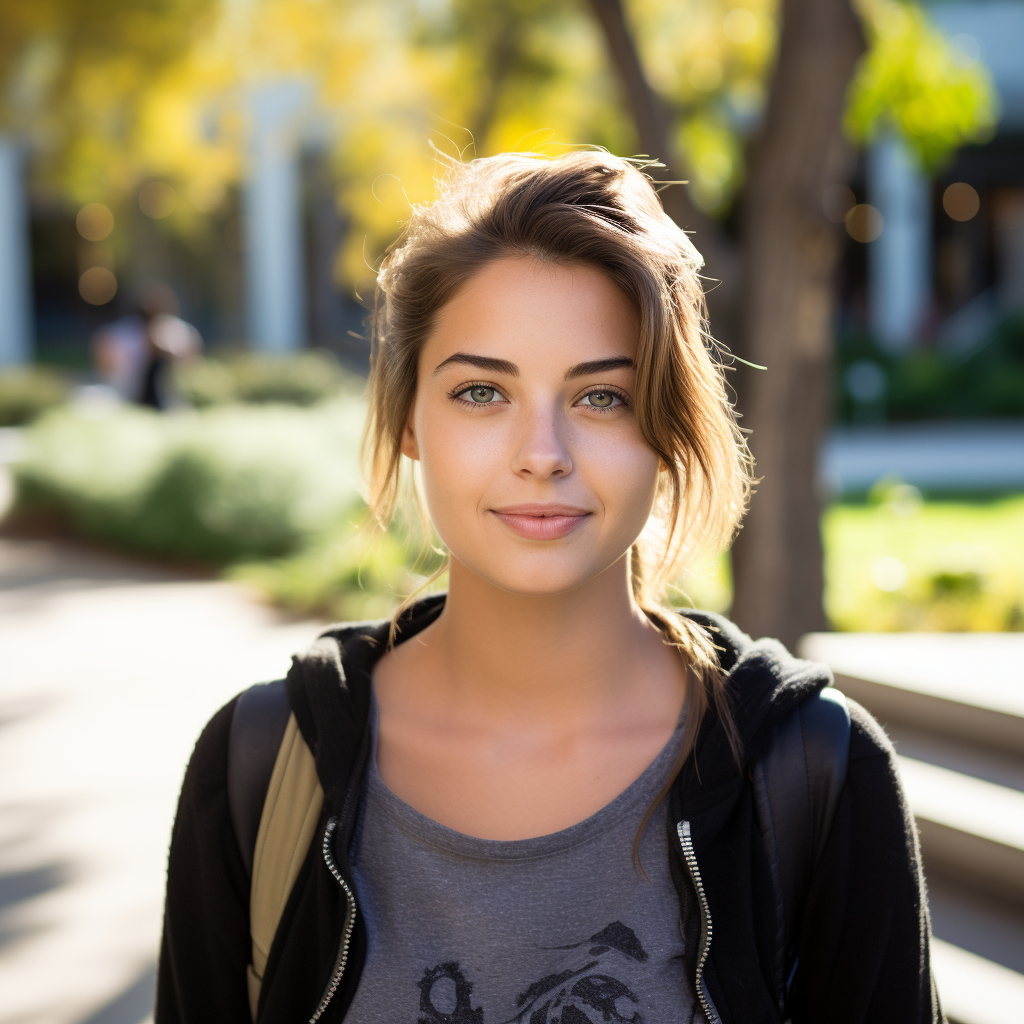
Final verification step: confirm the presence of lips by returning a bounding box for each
[490,503,592,540]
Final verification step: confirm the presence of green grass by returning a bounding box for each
[663,487,1024,632]
[823,487,1024,631]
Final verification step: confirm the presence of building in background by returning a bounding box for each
[859,1,1024,358]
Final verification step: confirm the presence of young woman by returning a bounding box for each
[157,152,940,1024]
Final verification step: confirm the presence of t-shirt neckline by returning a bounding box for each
[362,689,686,862]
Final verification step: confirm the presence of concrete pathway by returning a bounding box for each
[0,537,325,1024]
[821,421,1024,494]
[803,632,1024,1024]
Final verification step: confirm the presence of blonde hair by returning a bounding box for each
[363,151,751,804]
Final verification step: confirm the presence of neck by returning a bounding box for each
[422,554,662,722]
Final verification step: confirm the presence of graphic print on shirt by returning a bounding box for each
[417,962,484,1024]
[417,921,648,1024]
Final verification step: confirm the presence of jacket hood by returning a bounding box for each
[285,595,446,807]
[285,595,833,804]
[682,609,834,786]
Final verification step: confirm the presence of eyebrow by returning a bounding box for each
[563,357,634,380]
[433,352,634,380]
[432,353,519,376]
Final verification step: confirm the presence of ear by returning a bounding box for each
[400,419,420,461]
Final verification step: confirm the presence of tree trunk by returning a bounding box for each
[587,0,863,648]
[585,0,736,296]
[729,0,864,649]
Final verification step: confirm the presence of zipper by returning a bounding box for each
[308,817,358,1024]
[677,819,721,1024]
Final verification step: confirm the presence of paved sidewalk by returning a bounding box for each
[0,537,325,1024]
[821,420,1024,494]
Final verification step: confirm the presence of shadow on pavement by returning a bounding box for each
[75,962,157,1024]
[0,694,54,732]
[0,695,77,952]
[0,860,73,915]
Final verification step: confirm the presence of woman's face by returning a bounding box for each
[404,256,662,596]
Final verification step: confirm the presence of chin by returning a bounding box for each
[454,550,610,598]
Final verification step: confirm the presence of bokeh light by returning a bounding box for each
[723,8,758,45]
[76,203,114,241]
[943,182,980,222]
[948,33,981,69]
[78,267,118,305]
[871,555,909,592]
[139,181,178,219]
[845,203,884,243]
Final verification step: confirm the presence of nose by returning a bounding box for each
[511,400,572,479]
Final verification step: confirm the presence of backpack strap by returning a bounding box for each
[229,683,325,1021]
[228,681,291,877]
[752,686,850,1019]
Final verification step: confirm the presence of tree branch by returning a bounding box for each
[585,0,735,286]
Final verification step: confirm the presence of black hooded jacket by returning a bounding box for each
[156,597,942,1024]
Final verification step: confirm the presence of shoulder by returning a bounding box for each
[846,697,900,771]
[170,696,241,840]
[183,682,289,811]
[184,696,239,794]
[842,699,915,835]
[287,594,448,713]
[678,608,838,770]
[281,604,448,805]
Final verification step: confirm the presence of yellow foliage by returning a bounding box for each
[2,0,1002,288]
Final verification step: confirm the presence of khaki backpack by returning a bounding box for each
[243,711,323,1020]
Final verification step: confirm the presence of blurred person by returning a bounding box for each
[157,153,940,1024]
[91,281,201,408]
[90,308,148,403]
[140,308,202,409]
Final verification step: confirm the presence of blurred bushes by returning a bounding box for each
[230,518,445,622]
[0,367,70,426]
[11,401,366,563]
[836,317,1024,423]
[175,350,362,408]
[3,359,435,619]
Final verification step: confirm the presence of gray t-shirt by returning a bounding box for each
[344,696,699,1024]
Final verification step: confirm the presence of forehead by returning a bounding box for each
[423,256,638,372]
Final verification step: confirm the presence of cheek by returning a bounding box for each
[575,424,662,521]
[413,401,506,517]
